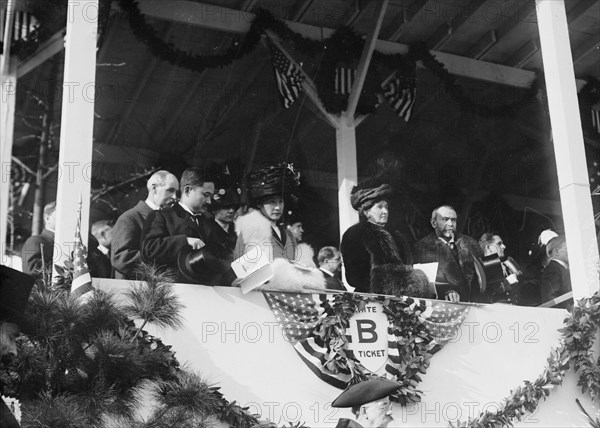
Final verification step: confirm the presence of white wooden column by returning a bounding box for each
[536,0,600,300]
[0,0,16,261]
[0,61,16,261]
[53,0,99,278]
[336,121,359,239]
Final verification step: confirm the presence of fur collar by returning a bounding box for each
[235,209,273,245]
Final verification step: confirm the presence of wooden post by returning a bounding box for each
[53,0,99,279]
[1,0,16,260]
[336,121,359,240]
[536,0,600,300]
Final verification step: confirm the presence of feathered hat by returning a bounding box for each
[247,163,300,201]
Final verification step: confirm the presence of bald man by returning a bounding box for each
[111,170,179,279]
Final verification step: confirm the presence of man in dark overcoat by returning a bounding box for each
[413,205,482,302]
[141,168,230,284]
[21,201,56,278]
[111,170,179,279]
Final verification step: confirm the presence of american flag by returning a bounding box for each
[71,209,93,298]
[590,159,600,196]
[591,107,600,135]
[263,292,469,389]
[334,66,356,95]
[381,76,417,121]
[268,40,304,109]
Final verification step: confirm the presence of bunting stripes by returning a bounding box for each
[334,66,356,95]
[267,39,304,108]
[264,292,469,389]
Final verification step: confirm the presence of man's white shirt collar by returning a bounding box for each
[319,267,334,277]
[179,201,199,216]
[98,244,110,256]
[551,258,569,270]
[145,199,160,210]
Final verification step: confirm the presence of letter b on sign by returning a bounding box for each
[356,320,377,343]
[348,302,389,373]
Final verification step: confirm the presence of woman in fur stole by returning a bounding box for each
[233,163,325,292]
[340,183,431,298]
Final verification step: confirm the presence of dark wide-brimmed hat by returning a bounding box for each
[332,378,401,408]
[247,163,300,201]
[210,186,241,210]
[177,245,231,283]
[350,183,393,211]
[0,265,35,334]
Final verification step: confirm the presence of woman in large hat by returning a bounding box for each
[233,163,324,291]
[340,181,431,297]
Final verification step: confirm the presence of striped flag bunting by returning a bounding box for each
[381,76,417,121]
[267,40,304,109]
[263,292,469,389]
[592,107,600,135]
[71,210,94,299]
[334,66,356,95]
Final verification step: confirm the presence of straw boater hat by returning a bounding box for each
[0,266,35,334]
[247,163,300,201]
[331,378,401,408]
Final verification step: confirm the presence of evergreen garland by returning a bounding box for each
[452,290,600,427]
[0,262,305,427]
[117,1,537,118]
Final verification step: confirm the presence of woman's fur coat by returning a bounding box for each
[234,209,325,292]
[340,221,431,298]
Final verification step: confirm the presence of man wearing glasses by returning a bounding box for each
[331,378,400,427]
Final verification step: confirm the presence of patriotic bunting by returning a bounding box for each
[267,40,304,109]
[381,76,417,121]
[591,106,600,135]
[334,66,356,95]
[71,209,94,299]
[263,291,469,392]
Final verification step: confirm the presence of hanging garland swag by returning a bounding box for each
[117,0,537,118]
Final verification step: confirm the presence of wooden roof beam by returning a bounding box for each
[478,1,536,61]
[426,0,488,51]
[289,0,314,22]
[506,38,539,68]
[383,0,430,42]
[572,31,600,65]
[16,29,64,78]
[566,0,599,24]
[467,30,497,59]
[138,0,537,88]
[345,0,388,121]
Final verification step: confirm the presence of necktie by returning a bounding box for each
[192,214,202,228]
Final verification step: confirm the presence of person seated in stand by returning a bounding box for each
[0,266,35,428]
[317,246,345,291]
[88,220,114,278]
[540,235,573,310]
[331,378,401,428]
[233,163,324,292]
[21,201,56,278]
[141,168,230,285]
[340,180,430,298]
[478,232,522,304]
[111,170,179,280]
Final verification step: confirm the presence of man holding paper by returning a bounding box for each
[413,205,482,302]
